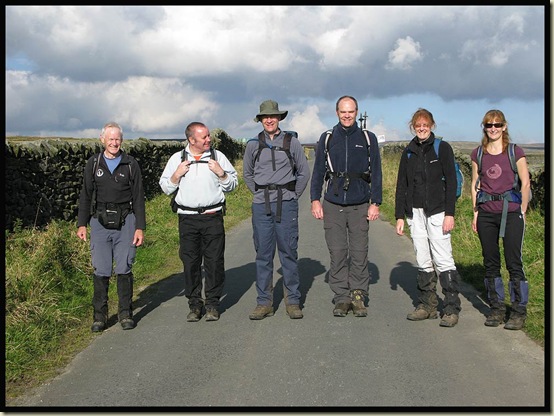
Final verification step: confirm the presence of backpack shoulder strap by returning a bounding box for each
[508,143,519,190]
[210,147,217,161]
[362,129,371,171]
[433,137,442,158]
[254,132,267,163]
[324,129,333,172]
[283,132,292,150]
[475,145,484,192]
[92,153,102,182]
[181,149,187,162]
[362,129,371,151]
[508,143,518,172]
[257,131,267,148]
[476,145,484,173]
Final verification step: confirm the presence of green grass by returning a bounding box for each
[5,154,544,403]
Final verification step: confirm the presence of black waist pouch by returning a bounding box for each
[96,202,130,230]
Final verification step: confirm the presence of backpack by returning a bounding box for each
[170,147,225,214]
[475,143,528,238]
[407,137,464,199]
[253,131,297,172]
[249,131,298,222]
[90,152,133,216]
[182,147,217,164]
[324,129,372,195]
[475,143,530,201]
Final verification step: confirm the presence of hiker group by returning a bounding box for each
[76,97,531,333]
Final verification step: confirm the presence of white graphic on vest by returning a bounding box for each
[486,164,502,180]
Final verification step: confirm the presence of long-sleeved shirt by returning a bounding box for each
[310,123,382,206]
[243,130,310,204]
[159,146,238,214]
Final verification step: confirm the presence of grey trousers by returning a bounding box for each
[323,199,370,304]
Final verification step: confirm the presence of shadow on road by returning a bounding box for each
[389,260,490,316]
[219,262,257,313]
[132,272,186,325]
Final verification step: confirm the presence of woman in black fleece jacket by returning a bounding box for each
[394,108,461,328]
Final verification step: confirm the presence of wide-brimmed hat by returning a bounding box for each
[254,100,288,122]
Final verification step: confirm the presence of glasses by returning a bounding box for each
[414,124,430,129]
[484,123,504,129]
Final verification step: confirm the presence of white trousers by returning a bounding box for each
[406,208,456,274]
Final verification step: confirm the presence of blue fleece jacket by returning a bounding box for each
[310,123,382,206]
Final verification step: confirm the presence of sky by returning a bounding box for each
[5,5,547,145]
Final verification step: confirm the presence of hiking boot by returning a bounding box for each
[333,302,351,317]
[286,305,303,319]
[504,314,525,330]
[187,308,202,322]
[205,307,220,322]
[350,290,367,317]
[407,305,438,321]
[91,321,106,333]
[439,314,459,327]
[120,318,135,330]
[249,305,274,320]
[484,309,505,327]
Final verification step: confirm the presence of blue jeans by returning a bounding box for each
[251,199,300,306]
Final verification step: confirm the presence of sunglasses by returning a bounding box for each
[484,123,504,129]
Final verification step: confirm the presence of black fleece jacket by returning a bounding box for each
[77,151,146,229]
[395,133,457,220]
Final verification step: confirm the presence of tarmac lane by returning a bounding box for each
[8,181,546,410]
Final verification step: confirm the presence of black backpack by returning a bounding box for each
[90,152,133,216]
[253,131,297,173]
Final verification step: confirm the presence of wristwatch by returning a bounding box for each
[371,202,380,207]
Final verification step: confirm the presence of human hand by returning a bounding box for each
[77,226,87,241]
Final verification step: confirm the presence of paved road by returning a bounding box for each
[9,170,546,409]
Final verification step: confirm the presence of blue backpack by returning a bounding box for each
[407,137,463,199]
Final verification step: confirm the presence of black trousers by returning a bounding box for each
[477,210,528,314]
[178,211,225,309]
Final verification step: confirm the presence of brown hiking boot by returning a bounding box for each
[187,308,202,322]
[485,309,505,327]
[249,305,274,320]
[350,290,367,317]
[407,304,438,321]
[333,302,351,317]
[286,305,303,319]
[205,307,220,321]
[504,314,525,330]
[439,313,459,327]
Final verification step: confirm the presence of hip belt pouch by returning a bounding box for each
[96,202,128,230]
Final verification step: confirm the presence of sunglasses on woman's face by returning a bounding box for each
[484,123,504,129]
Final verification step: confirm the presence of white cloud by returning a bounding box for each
[386,36,423,71]
[287,105,328,144]
[5,5,545,143]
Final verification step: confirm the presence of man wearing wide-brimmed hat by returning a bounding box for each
[243,100,310,320]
